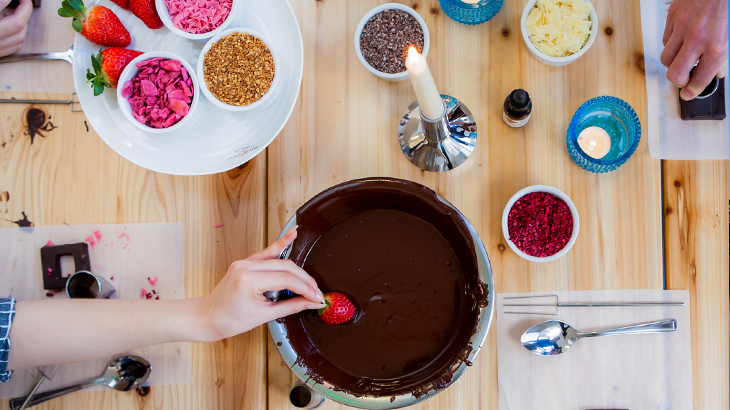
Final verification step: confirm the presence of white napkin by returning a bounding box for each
[640,0,729,159]
[497,290,692,410]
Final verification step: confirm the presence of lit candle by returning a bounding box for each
[577,126,611,159]
[405,46,445,120]
[460,0,480,3]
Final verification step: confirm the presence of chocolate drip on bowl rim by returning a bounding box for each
[268,178,495,409]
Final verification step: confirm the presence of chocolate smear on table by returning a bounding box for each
[359,9,424,74]
[23,108,57,144]
[6,211,33,227]
[136,386,150,397]
[281,178,488,398]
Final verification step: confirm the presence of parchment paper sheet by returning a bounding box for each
[497,290,692,410]
[0,223,191,398]
[640,0,729,159]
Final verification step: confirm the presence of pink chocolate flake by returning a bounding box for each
[507,192,573,258]
[214,223,224,228]
[94,230,102,241]
[122,58,193,129]
[86,236,96,251]
[148,276,158,286]
[164,0,232,34]
[44,240,55,247]
[118,232,131,241]
[140,287,147,298]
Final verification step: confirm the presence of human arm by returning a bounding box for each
[660,0,728,100]
[0,0,32,57]
[7,227,326,371]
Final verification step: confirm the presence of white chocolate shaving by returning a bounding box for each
[525,0,593,57]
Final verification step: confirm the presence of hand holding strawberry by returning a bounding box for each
[318,292,356,325]
[87,48,142,96]
[58,0,130,47]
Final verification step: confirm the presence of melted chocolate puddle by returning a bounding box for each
[5,211,33,227]
[282,178,487,398]
[24,108,57,144]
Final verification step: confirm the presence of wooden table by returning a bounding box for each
[0,0,727,409]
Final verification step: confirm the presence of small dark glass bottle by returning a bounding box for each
[503,89,532,128]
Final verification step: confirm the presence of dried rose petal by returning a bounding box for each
[507,192,573,258]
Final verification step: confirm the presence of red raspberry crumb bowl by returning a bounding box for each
[116,52,199,134]
[502,185,579,262]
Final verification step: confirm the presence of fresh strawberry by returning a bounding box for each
[111,0,130,10]
[130,0,163,29]
[58,0,131,47]
[86,48,143,96]
[318,292,356,325]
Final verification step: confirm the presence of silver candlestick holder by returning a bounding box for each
[397,94,477,172]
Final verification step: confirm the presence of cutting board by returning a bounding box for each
[497,290,692,410]
[0,223,191,398]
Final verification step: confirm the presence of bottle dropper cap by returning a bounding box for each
[509,89,529,109]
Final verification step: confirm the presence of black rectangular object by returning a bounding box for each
[679,77,726,120]
[40,242,91,290]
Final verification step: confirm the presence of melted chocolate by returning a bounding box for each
[282,178,487,398]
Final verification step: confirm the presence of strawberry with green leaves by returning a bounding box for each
[318,292,356,325]
[86,48,143,96]
[58,0,131,47]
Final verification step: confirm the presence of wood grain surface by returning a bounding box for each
[268,0,665,409]
[0,0,726,409]
[0,92,268,409]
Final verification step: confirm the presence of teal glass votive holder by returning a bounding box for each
[438,0,503,25]
[566,96,641,173]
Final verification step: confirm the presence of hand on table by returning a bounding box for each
[0,0,32,57]
[198,226,326,342]
[661,0,728,100]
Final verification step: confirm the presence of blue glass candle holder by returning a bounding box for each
[566,96,641,173]
[438,0,503,25]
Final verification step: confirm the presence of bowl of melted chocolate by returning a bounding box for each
[269,178,494,408]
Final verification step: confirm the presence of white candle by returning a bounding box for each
[405,46,444,120]
[577,126,611,159]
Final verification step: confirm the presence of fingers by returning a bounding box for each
[0,23,25,49]
[662,13,675,46]
[253,270,322,305]
[247,225,298,261]
[660,30,683,68]
[0,42,21,57]
[263,296,326,322]
[666,42,701,87]
[244,259,323,302]
[0,0,31,41]
[680,57,724,100]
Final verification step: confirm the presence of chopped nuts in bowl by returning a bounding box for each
[196,28,281,112]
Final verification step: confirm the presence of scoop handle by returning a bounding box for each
[578,319,677,338]
[9,377,101,409]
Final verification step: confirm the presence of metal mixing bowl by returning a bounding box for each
[268,178,495,409]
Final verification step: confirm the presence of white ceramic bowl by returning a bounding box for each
[116,51,200,134]
[354,3,430,81]
[501,185,580,263]
[197,28,282,112]
[156,0,239,41]
[520,0,598,66]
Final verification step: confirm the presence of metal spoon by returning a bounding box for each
[9,355,151,409]
[0,45,74,65]
[521,319,677,356]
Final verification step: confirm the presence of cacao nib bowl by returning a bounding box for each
[116,51,200,134]
[354,3,430,82]
[501,185,580,263]
[268,178,494,409]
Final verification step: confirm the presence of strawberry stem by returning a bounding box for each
[86,50,111,96]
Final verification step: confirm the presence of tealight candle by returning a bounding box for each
[405,46,445,120]
[577,126,611,159]
[460,0,480,3]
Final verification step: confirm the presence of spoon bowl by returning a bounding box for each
[521,319,677,356]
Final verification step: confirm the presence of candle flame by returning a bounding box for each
[406,46,419,67]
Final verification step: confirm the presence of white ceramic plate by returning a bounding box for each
[72,0,303,175]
